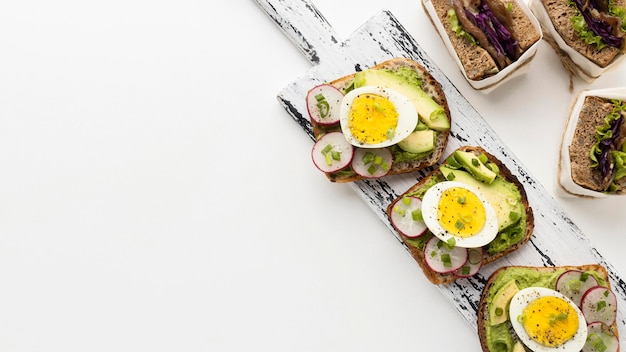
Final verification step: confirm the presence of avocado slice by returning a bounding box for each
[440,165,523,232]
[397,129,435,154]
[512,341,525,352]
[353,69,450,131]
[452,150,497,184]
[488,279,519,326]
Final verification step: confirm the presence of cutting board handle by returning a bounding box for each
[254,0,344,65]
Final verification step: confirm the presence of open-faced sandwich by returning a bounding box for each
[421,0,542,91]
[478,264,620,352]
[386,146,534,284]
[307,57,451,183]
[529,0,626,83]
[558,88,626,197]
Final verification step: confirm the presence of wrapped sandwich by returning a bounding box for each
[422,0,542,91]
[529,0,626,83]
[558,88,626,197]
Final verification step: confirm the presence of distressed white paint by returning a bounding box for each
[255,0,626,337]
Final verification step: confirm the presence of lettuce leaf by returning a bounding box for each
[569,0,625,49]
[447,8,479,45]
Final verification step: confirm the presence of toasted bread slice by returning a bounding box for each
[423,0,541,81]
[478,264,621,351]
[309,57,451,183]
[386,146,534,284]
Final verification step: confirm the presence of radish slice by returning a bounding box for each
[389,196,427,238]
[351,148,393,178]
[583,322,620,352]
[581,286,618,326]
[556,270,599,306]
[311,132,354,173]
[454,247,483,278]
[306,84,344,126]
[423,236,468,274]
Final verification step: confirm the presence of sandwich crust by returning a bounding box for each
[477,264,620,352]
[311,57,451,183]
[386,146,534,285]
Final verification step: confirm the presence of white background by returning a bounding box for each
[0,0,625,351]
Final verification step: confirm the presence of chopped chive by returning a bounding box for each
[362,152,375,165]
[374,155,383,165]
[331,151,341,161]
[411,209,423,222]
[461,266,470,275]
[325,153,333,166]
[316,100,330,118]
[460,214,473,223]
[441,253,452,267]
[402,197,411,205]
[367,165,377,175]
[455,220,465,230]
[597,300,607,311]
[580,272,589,282]
[471,158,480,167]
[457,196,466,204]
[446,238,456,248]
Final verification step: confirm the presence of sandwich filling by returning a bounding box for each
[448,0,521,68]
[569,0,626,50]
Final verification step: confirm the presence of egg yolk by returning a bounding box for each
[521,296,579,347]
[348,93,398,144]
[437,187,486,237]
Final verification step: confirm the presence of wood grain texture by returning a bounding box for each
[254,0,626,337]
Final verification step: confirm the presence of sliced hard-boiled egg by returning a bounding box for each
[421,181,498,248]
[509,287,587,352]
[339,86,418,148]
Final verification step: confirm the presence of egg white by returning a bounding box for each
[421,181,498,248]
[509,287,587,352]
[339,86,418,148]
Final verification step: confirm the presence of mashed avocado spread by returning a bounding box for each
[485,267,607,352]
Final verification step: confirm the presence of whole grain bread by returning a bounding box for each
[311,57,451,183]
[423,0,541,80]
[386,146,534,285]
[540,0,623,68]
[477,264,620,352]
[568,96,616,191]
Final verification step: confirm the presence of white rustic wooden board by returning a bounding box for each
[255,0,626,340]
